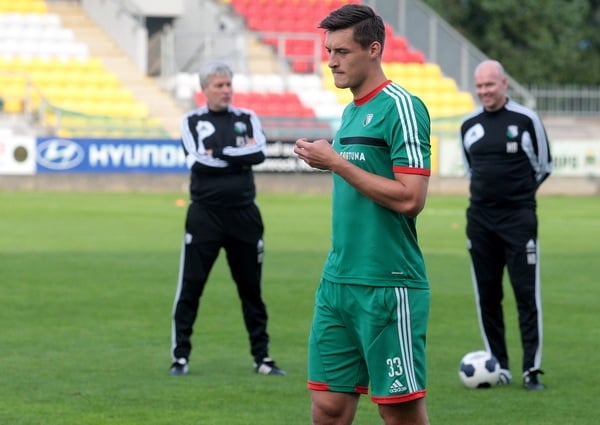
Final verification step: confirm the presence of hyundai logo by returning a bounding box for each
[37,139,85,170]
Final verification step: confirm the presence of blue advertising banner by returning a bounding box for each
[36,138,187,173]
[31,137,318,174]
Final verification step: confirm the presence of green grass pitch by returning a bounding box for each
[1,190,599,424]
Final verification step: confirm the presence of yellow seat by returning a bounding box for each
[0,79,26,112]
[86,70,120,88]
[403,63,423,79]
[387,62,409,80]
[120,102,145,119]
[453,91,476,113]
[0,72,27,87]
[104,87,135,103]
[20,57,53,73]
[11,0,48,13]
[74,85,101,102]
[422,63,442,79]
[432,77,458,94]
[75,57,105,72]
[40,84,66,102]
[334,90,352,105]
[56,128,73,138]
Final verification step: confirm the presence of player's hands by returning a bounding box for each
[294,138,337,171]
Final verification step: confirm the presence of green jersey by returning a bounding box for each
[322,80,431,288]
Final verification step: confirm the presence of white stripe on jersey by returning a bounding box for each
[383,83,424,169]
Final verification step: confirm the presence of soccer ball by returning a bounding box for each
[458,350,501,388]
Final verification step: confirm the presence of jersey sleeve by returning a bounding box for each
[459,120,473,178]
[525,111,552,185]
[390,95,431,176]
[180,110,230,170]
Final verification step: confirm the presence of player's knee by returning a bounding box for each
[311,392,357,425]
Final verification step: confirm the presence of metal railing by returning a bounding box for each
[527,85,600,116]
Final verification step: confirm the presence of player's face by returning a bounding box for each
[324,28,372,97]
[203,75,233,112]
[474,66,508,112]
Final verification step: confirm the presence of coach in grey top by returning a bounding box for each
[460,59,552,390]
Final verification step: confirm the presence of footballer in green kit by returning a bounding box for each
[294,4,432,424]
[324,81,430,288]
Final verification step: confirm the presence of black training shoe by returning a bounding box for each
[523,368,545,390]
[254,357,286,376]
[169,358,189,376]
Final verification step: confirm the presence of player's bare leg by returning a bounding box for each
[378,398,430,425]
[311,391,359,425]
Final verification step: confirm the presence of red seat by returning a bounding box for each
[194,91,206,106]
[292,60,314,74]
[232,0,430,67]
[407,50,425,63]
[285,39,315,56]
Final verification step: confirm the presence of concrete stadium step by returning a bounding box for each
[245,36,285,74]
[543,116,600,140]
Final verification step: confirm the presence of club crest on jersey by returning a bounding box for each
[363,113,373,127]
[506,125,518,139]
[234,121,247,134]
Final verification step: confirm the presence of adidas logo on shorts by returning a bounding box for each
[389,379,407,393]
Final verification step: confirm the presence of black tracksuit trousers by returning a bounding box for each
[466,205,543,373]
[171,201,269,365]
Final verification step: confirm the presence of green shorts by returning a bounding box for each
[307,278,430,404]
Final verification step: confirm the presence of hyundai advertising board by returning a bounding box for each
[36,138,187,173]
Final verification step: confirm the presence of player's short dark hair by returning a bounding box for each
[318,4,385,50]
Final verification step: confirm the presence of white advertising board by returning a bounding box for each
[438,139,600,177]
[0,133,36,175]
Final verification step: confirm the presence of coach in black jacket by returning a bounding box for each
[460,59,552,390]
[169,61,285,377]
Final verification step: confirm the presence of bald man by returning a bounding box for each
[460,60,552,390]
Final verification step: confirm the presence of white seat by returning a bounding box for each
[3,25,26,40]
[172,73,198,100]
[2,13,27,27]
[22,13,45,27]
[296,89,338,107]
[21,26,44,41]
[37,39,58,58]
[41,13,62,28]
[18,40,42,58]
[0,38,18,59]
[66,42,90,60]
[48,40,73,59]
[262,74,285,93]
[249,74,284,93]
[0,39,20,57]
[248,74,266,92]
[232,73,250,91]
[313,103,345,119]
[287,73,322,91]
[41,27,75,42]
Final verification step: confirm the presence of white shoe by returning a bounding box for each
[169,358,189,375]
[497,368,512,385]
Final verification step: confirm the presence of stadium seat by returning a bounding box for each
[210,1,467,124]
[0,0,48,14]
[232,73,250,91]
